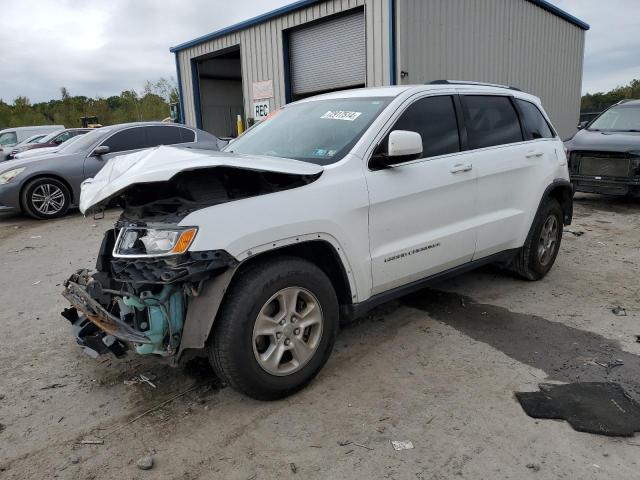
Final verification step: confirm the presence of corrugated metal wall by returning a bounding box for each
[395,0,585,138]
[177,0,391,128]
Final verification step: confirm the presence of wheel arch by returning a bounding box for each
[543,179,573,226]
[19,173,75,210]
[177,238,355,360]
[235,239,354,306]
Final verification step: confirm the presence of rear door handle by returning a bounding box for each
[450,163,473,173]
[526,151,543,158]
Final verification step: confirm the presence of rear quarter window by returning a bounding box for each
[180,128,195,143]
[462,95,523,149]
[516,99,554,139]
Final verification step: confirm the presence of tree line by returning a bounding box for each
[581,79,640,113]
[1,77,638,129]
[0,78,179,130]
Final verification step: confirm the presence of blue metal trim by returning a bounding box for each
[190,59,203,129]
[282,31,293,103]
[388,0,396,86]
[527,0,590,30]
[170,0,588,55]
[170,0,323,52]
[174,53,185,124]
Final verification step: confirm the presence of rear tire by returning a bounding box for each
[511,198,563,280]
[21,177,71,219]
[208,256,339,400]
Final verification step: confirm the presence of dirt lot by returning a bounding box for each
[1,194,639,480]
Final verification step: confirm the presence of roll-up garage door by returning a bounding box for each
[289,10,366,97]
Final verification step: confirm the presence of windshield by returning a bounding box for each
[58,127,113,153]
[224,97,391,165]
[589,105,640,132]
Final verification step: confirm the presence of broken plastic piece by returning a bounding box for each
[391,440,414,451]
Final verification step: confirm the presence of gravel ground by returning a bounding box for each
[0,193,639,479]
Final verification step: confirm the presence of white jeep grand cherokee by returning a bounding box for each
[62,82,572,400]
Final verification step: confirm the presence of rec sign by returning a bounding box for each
[253,101,270,121]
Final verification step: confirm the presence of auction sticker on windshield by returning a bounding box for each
[321,111,362,121]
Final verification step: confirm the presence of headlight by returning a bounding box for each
[0,167,26,184]
[113,227,198,257]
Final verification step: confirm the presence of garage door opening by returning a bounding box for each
[287,9,366,101]
[196,47,243,138]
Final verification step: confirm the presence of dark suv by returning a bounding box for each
[565,99,640,197]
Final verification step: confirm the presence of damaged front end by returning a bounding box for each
[62,227,237,359]
[61,146,323,361]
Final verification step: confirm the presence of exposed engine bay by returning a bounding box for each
[112,166,320,222]
[62,164,321,360]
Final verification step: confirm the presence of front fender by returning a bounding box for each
[177,233,359,359]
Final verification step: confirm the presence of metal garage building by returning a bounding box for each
[170,0,589,139]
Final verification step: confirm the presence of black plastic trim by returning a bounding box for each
[452,94,468,151]
[428,80,522,92]
[341,249,519,320]
[541,178,573,225]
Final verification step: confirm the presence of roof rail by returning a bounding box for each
[427,80,522,92]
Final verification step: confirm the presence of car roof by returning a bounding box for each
[107,121,190,129]
[298,83,542,105]
[0,125,64,132]
[615,99,640,107]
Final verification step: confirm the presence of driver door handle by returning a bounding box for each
[526,151,543,158]
[450,163,473,173]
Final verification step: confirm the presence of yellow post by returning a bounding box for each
[236,115,244,136]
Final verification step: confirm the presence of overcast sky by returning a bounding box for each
[0,0,637,103]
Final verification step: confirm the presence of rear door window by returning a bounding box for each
[101,127,149,153]
[516,99,554,139]
[389,95,460,160]
[462,96,523,149]
[146,126,184,146]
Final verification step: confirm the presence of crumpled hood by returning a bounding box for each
[79,145,323,213]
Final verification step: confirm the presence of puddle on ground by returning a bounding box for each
[403,289,640,403]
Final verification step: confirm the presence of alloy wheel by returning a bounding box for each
[252,286,323,376]
[31,183,66,215]
[538,214,559,266]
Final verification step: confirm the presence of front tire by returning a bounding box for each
[511,198,563,280]
[21,177,71,219]
[208,256,339,400]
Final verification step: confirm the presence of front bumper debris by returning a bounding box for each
[62,307,129,358]
[62,272,152,344]
[61,235,239,360]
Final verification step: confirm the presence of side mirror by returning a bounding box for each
[577,121,589,130]
[92,145,110,156]
[370,130,423,169]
